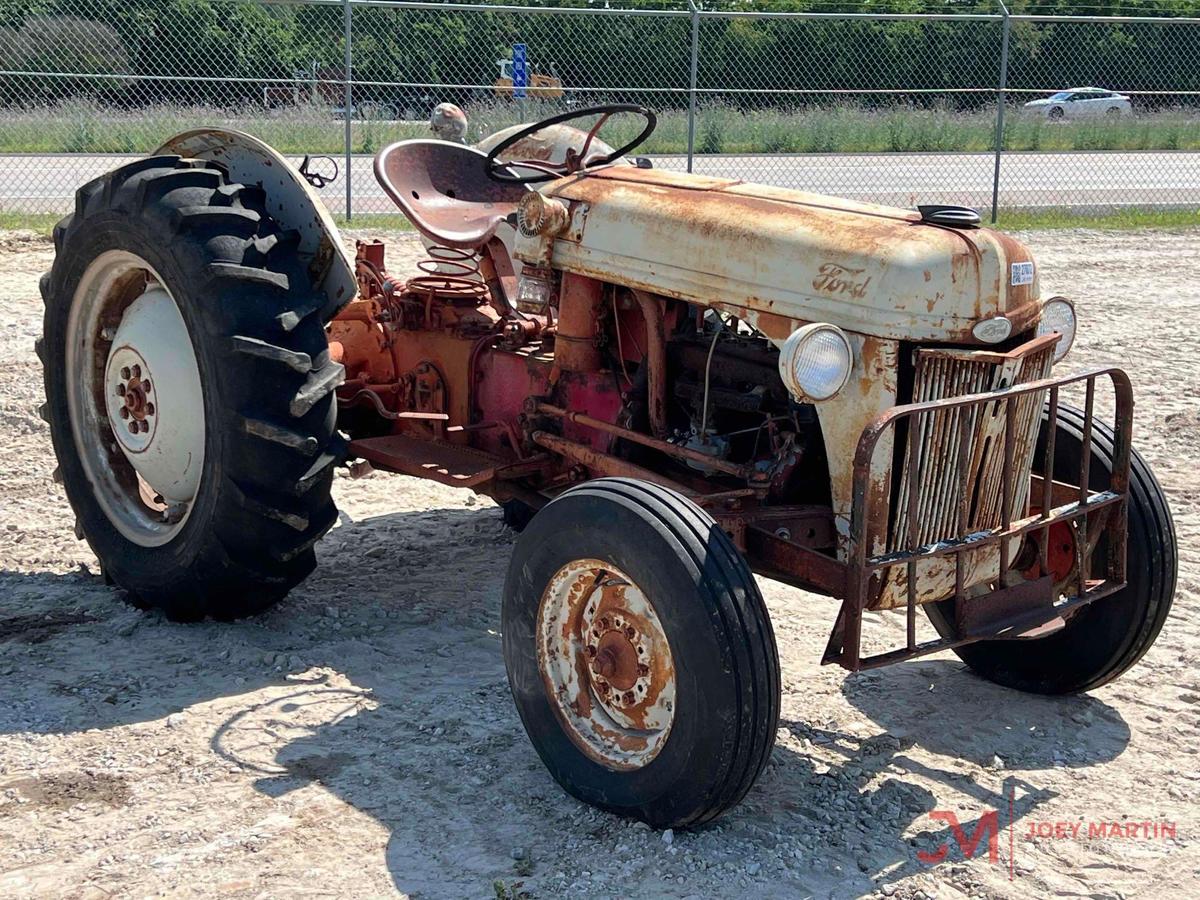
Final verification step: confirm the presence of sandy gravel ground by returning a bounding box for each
[0,227,1198,899]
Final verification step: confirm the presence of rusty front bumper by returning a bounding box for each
[822,365,1132,671]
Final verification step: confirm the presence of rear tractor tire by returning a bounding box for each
[926,403,1176,694]
[41,155,346,620]
[502,478,780,828]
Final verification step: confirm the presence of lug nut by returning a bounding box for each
[131,365,141,379]
[119,407,129,419]
[637,663,649,677]
[115,383,125,396]
[623,692,635,705]
[120,366,131,380]
[146,403,155,416]
[624,626,636,640]
[139,420,149,433]
[127,421,138,434]
[142,380,151,394]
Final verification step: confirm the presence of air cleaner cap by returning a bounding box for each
[917,205,982,228]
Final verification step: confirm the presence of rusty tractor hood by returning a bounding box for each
[528,167,1041,344]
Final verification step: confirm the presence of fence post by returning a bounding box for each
[686,0,700,173]
[343,0,354,222]
[991,2,1011,224]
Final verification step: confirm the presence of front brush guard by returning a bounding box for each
[822,367,1133,671]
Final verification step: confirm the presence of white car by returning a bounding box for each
[1023,87,1132,119]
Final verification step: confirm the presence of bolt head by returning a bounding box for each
[623,692,635,704]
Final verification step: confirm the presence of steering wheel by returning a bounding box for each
[484,104,656,184]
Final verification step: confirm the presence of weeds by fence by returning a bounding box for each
[0,1,1197,218]
[6,99,1200,157]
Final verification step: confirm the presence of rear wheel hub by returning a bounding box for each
[103,286,205,505]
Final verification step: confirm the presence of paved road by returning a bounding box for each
[3,150,1197,215]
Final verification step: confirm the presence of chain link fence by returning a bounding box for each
[1,0,1197,219]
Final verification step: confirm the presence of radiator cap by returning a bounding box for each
[917,204,982,228]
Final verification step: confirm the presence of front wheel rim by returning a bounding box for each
[537,559,676,770]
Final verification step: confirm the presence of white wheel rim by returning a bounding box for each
[66,251,205,547]
[537,559,676,770]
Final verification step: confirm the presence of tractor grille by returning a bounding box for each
[888,338,1055,553]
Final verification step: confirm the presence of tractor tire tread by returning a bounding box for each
[230,335,313,374]
[289,361,345,417]
[240,415,321,455]
[207,261,291,293]
[582,479,780,827]
[43,155,340,619]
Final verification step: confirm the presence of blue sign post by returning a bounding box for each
[512,43,528,99]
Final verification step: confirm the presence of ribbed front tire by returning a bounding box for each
[502,478,780,828]
[926,403,1176,693]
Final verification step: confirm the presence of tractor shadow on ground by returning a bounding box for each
[204,631,1130,896]
[209,502,1134,896]
[0,504,512,734]
[0,503,1133,896]
[811,660,1130,882]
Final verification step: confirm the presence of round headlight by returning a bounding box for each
[778,323,853,402]
[1036,297,1076,363]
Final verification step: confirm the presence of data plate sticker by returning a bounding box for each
[1011,261,1035,286]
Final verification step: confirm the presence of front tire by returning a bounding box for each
[502,478,780,828]
[926,403,1176,694]
[42,156,345,620]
